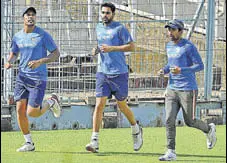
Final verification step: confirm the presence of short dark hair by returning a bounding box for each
[101,2,116,13]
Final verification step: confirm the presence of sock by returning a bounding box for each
[46,98,54,108]
[24,134,33,143]
[131,123,139,134]
[168,149,175,153]
[91,132,99,141]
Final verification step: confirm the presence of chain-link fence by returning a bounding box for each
[1,0,226,104]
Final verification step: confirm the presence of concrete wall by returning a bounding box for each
[2,99,225,131]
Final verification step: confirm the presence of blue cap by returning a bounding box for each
[22,7,36,17]
[165,19,184,30]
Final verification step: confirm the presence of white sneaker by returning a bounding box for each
[132,125,143,151]
[159,149,176,161]
[86,139,99,153]
[206,123,217,149]
[16,142,35,152]
[49,93,61,118]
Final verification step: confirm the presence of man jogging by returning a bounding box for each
[5,7,61,152]
[158,19,217,161]
[85,2,143,153]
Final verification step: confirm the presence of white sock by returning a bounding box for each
[168,149,175,153]
[46,98,54,108]
[91,132,99,141]
[24,134,33,143]
[131,123,139,134]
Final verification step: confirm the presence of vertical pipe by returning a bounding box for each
[204,0,215,100]
[48,0,52,22]
[173,0,176,19]
[88,0,92,43]
[1,0,5,103]
[162,0,166,19]
[3,0,8,102]
[222,101,226,125]
[128,0,136,40]
[5,0,14,102]
[99,0,104,22]
[58,0,62,94]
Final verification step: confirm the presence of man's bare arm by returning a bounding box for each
[28,48,60,69]
[38,48,60,64]
[100,42,135,53]
[4,52,19,69]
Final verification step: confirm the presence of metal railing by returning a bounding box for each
[1,0,226,103]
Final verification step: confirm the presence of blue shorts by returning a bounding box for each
[96,72,128,101]
[14,75,47,108]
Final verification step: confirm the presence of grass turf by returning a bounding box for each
[1,125,226,163]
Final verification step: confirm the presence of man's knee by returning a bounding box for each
[184,119,194,127]
[118,101,132,113]
[117,101,127,109]
[27,107,41,117]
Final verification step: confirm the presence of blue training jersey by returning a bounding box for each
[163,39,204,90]
[96,21,133,75]
[11,26,57,81]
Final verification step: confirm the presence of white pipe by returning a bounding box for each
[162,0,166,19]
[128,0,136,40]
[48,0,52,21]
[88,0,92,43]
[99,0,103,21]
[173,0,176,19]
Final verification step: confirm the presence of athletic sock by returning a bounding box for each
[131,123,139,134]
[91,132,99,141]
[168,149,175,153]
[24,134,33,143]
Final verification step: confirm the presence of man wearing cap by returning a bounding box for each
[4,7,62,152]
[158,19,217,161]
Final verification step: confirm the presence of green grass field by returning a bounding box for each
[1,126,226,163]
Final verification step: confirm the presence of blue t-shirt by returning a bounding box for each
[163,39,204,90]
[11,26,57,81]
[96,21,133,74]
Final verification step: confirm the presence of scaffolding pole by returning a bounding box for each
[204,0,215,100]
[186,0,205,40]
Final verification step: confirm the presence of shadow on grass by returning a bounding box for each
[35,150,226,159]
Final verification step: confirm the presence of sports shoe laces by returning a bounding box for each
[24,142,34,145]
[165,150,175,157]
[51,94,59,103]
[133,132,139,142]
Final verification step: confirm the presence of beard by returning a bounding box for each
[102,16,113,24]
[169,35,180,42]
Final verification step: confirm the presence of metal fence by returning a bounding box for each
[1,0,226,104]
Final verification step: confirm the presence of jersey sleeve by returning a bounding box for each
[119,25,134,44]
[181,44,204,73]
[10,37,19,54]
[43,32,57,52]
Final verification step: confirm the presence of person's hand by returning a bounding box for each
[4,62,13,69]
[170,66,181,74]
[28,60,42,69]
[92,47,100,56]
[100,44,113,53]
[158,69,164,77]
